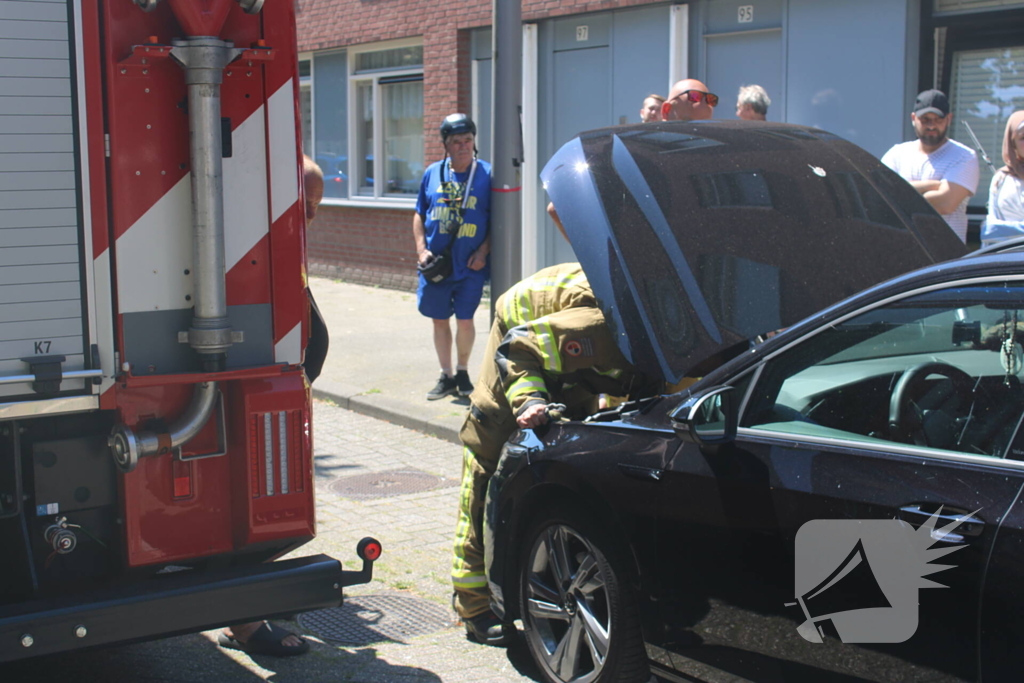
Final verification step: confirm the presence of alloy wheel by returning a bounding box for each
[523,523,611,683]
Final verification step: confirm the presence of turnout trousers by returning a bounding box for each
[451,316,516,619]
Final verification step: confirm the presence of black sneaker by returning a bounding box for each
[464,610,515,646]
[427,373,457,400]
[454,370,473,397]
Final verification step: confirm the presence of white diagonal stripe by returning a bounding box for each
[224,105,269,271]
[274,322,301,364]
[115,176,192,314]
[268,78,298,223]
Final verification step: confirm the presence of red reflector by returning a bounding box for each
[173,476,191,498]
[172,459,193,499]
[358,537,382,562]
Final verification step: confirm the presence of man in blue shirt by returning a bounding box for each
[413,114,491,400]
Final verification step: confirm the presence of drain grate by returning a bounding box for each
[328,468,457,500]
[298,593,454,645]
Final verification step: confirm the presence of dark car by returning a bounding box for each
[972,235,1024,256]
[483,121,1024,682]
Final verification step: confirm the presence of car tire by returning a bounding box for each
[518,504,649,683]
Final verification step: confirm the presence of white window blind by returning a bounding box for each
[949,46,1024,208]
[936,0,1024,14]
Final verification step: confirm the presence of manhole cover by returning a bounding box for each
[328,468,457,500]
[298,593,454,645]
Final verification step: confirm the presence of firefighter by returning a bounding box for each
[452,262,663,645]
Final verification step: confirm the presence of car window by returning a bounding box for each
[742,284,1024,459]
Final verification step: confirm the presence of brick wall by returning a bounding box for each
[307,205,418,290]
[297,0,662,290]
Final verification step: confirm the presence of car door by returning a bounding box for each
[979,462,1024,683]
[654,280,1024,682]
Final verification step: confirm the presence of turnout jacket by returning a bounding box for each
[460,263,660,457]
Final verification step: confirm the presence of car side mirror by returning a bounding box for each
[670,386,737,450]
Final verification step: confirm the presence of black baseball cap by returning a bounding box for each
[914,89,950,118]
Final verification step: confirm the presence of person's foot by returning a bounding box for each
[218,621,309,657]
[464,610,515,646]
[454,370,473,397]
[427,373,457,400]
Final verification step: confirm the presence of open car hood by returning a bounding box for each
[541,120,967,385]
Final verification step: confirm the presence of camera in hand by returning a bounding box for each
[418,248,453,283]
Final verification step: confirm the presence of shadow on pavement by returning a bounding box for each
[1,629,445,683]
[312,457,363,479]
[504,634,544,682]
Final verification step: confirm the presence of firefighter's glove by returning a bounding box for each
[545,403,568,423]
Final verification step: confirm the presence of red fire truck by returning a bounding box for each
[0,0,379,662]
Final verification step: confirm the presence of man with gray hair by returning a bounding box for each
[737,84,771,121]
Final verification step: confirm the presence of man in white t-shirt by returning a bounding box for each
[881,89,980,242]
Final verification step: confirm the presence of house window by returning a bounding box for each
[934,6,1024,224]
[312,51,349,200]
[305,41,423,203]
[350,44,424,199]
[299,59,311,158]
[948,45,1024,209]
[382,77,424,195]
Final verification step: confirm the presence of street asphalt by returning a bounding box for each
[308,276,491,445]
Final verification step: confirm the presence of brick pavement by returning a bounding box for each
[2,402,541,683]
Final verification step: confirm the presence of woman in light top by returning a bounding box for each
[983,110,1024,246]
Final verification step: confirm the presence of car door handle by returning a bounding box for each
[617,464,662,482]
[898,503,984,543]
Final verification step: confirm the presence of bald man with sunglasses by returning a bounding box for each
[662,79,718,122]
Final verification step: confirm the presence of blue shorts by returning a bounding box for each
[417,273,486,320]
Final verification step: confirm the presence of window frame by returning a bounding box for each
[734,274,1024,471]
[298,52,312,160]
[305,38,424,209]
[348,68,424,202]
[926,8,1024,217]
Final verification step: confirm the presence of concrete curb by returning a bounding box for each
[312,379,463,445]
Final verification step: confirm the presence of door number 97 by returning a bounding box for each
[738,5,753,23]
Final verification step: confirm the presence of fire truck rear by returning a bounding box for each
[0,0,379,662]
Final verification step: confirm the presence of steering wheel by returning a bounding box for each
[889,362,975,448]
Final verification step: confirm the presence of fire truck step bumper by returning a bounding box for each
[0,553,361,662]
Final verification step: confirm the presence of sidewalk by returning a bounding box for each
[309,276,490,444]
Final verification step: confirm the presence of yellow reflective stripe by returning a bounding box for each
[595,366,623,378]
[513,281,532,327]
[452,575,488,588]
[521,271,588,295]
[452,447,477,575]
[554,271,587,289]
[530,318,561,372]
[500,270,587,328]
[503,285,517,326]
[506,376,547,403]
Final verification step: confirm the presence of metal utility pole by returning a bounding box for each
[490,0,523,314]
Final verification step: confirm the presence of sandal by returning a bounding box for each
[217,621,309,657]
